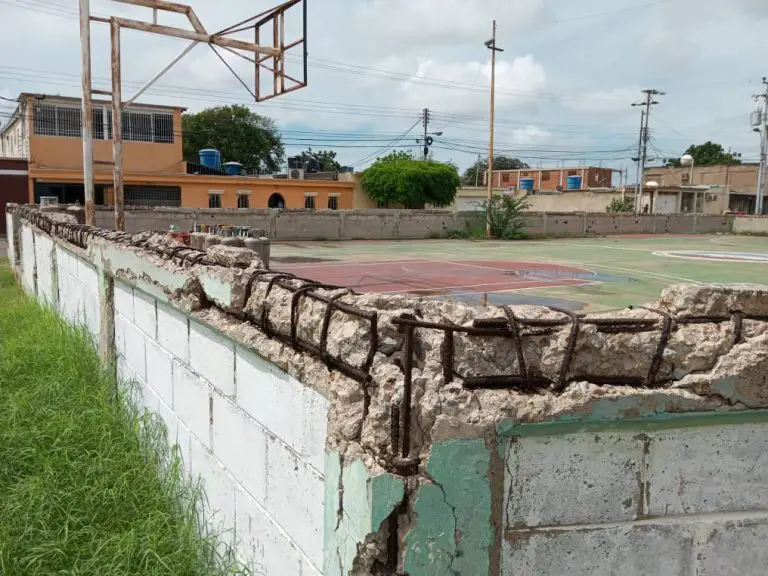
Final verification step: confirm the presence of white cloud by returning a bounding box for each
[562,87,640,114]
[352,0,548,48]
[509,125,551,146]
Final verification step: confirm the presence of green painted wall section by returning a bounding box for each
[403,439,493,576]
[323,451,405,576]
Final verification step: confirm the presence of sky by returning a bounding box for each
[1,0,768,179]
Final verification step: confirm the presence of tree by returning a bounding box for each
[482,195,530,239]
[296,148,342,172]
[463,155,530,185]
[664,142,741,167]
[361,155,460,208]
[182,105,284,173]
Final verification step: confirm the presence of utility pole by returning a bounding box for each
[485,20,504,236]
[631,89,664,212]
[79,0,94,225]
[752,77,768,215]
[475,152,481,187]
[422,108,429,160]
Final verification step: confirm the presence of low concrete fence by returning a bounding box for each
[734,215,768,235]
[9,203,768,575]
[94,206,733,240]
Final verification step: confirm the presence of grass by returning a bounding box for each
[0,262,246,575]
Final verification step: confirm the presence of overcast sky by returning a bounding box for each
[2,0,768,177]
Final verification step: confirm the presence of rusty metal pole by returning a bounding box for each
[79,0,95,225]
[110,18,125,231]
[484,20,503,237]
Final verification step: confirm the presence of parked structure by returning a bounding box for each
[484,166,616,192]
[0,93,354,210]
[644,164,767,214]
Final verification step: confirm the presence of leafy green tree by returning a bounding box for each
[665,142,741,167]
[361,155,460,208]
[182,105,284,173]
[298,148,342,172]
[463,156,530,185]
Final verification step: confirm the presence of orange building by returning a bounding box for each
[0,93,354,210]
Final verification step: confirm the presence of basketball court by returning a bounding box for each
[270,234,768,311]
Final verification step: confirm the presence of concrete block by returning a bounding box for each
[177,419,193,478]
[157,301,189,363]
[234,484,303,576]
[211,393,267,504]
[133,289,157,338]
[236,348,300,448]
[502,524,691,575]
[647,423,768,516]
[115,314,147,382]
[155,395,178,446]
[265,434,324,568]
[145,338,174,408]
[189,435,236,547]
[173,360,211,448]
[505,432,643,527]
[190,321,235,397]
[696,518,768,575]
[77,259,99,296]
[114,281,134,322]
[301,387,329,474]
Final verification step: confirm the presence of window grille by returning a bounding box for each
[304,195,315,209]
[209,193,222,208]
[124,185,181,207]
[327,196,338,210]
[237,194,250,208]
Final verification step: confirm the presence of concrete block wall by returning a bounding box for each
[114,281,328,574]
[10,206,768,576]
[13,218,329,575]
[500,417,768,575]
[93,206,733,240]
[734,215,768,234]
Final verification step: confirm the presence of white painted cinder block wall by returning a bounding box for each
[15,225,329,575]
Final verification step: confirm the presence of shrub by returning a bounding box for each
[606,197,635,213]
[479,195,530,239]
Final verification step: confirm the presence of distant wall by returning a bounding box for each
[734,215,768,235]
[95,207,734,240]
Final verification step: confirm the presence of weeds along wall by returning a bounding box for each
[93,206,734,240]
[8,203,768,576]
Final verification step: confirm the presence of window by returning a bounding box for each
[542,171,551,181]
[502,173,510,183]
[32,103,172,143]
[208,192,222,208]
[304,195,316,209]
[125,185,181,207]
[237,194,250,208]
[328,196,339,210]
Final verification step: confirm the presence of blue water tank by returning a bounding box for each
[567,175,582,190]
[223,161,243,176]
[199,149,222,171]
[519,177,535,191]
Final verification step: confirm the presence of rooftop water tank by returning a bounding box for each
[223,161,243,176]
[566,175,582,190]
[519,177,534,191]
[199,149,222,171]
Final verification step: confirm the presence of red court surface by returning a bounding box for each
[276,259,596,296]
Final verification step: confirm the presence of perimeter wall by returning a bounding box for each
[8,203,768,575]
[93,206,733,240]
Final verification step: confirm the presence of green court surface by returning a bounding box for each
[271,235,768,312]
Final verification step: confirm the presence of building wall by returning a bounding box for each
[0,113,28,159]
[487,167,615,191]
[645,165,763,195]
[0,158,30,233]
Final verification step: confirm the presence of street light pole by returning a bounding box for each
[485,20,504,236]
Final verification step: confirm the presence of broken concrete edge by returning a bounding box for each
[12,206,768,573]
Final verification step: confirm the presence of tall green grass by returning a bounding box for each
[0,263,246,575]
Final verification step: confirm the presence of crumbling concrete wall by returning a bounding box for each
[9,203,768,576]
[734,215,768,235]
